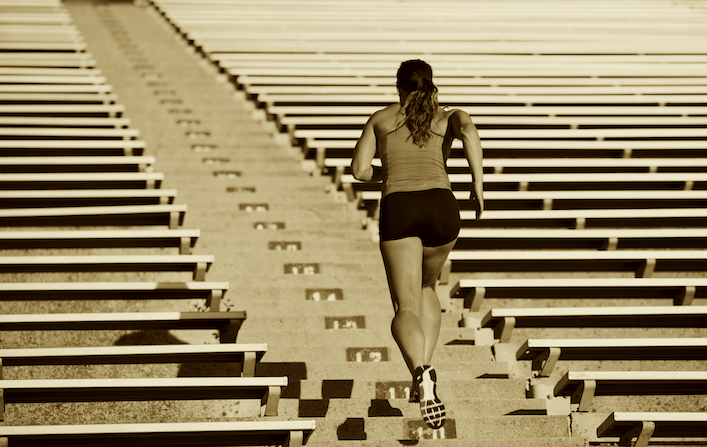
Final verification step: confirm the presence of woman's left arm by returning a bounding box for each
[351,113,383,182]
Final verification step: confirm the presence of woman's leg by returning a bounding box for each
[420,238,457,364]
[380,236,425,375]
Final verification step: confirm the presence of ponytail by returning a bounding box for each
[396,60,439,147]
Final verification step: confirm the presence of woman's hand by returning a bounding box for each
[471,185,484,220]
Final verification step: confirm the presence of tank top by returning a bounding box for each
[378,123,452,198]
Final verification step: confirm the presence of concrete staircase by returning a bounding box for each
[58,1,589,445]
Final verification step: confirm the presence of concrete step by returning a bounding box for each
[303,414,571,442]
[244,312,462,330]
[257,342,492,364]
[236,328,480,348]
[278,396,547,419]
[311,438,587,447]
[286,377,523,401]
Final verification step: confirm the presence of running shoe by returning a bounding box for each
[414,365,446,429]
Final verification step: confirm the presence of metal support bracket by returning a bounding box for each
[179,236,191,254]
[285,430,304,447]
[676,286,696,306]
[242,351,257,377]
[636,258,656,278]
[220,319,243,343]
[262,385,282,417]
[534,347,561,377]
[496,317,516,343]
[193,262,207,281]
[466,287,485,313]
[573,380,597,412]
[207,289,223,312]
[620,421,655,447]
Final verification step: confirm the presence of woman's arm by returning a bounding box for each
[351,112,383,182]
[450,109,484,219]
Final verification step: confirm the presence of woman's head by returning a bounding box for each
[396,59,438,146]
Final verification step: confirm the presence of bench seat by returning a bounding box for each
[597,412,707,447]
[0,75,105,85]
[0,41,86,51]
[454,228,707,250]
[0,117,129,127]
[0,189,177,207]
[482,305,707,342]
[555,371,707,412]
[0,376,287,419]
[0,311,244,343]
[0,84,112,94]
[0,156,155,173]
[0,93,116,105]
[0,105,126,119]
[0,128,138,139]
[451,277,707,312]
[0,204,186,228]
[0,173,163,189]
[0,53,95,68]
[517,338,707,376]
[0,343,265,377]
[0,229,198,253]
[0,420,315,447]
[446,249,707,279]
[0,281,227,309]
[0,254,211,280]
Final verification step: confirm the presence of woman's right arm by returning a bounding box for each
[450,109,484,219]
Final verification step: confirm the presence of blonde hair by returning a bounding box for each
[396,60,438,146]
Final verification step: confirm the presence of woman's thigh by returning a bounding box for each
[380,236,424,313]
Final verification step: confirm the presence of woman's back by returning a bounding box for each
[375,105,453,197]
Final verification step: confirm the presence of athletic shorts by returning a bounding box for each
[379,188,461,247]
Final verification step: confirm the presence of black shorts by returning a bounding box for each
[379,188,461,247]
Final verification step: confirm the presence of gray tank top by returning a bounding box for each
[378,124,452,198]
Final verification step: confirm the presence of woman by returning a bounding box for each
[351,59,484,429]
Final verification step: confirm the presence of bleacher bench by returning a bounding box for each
[0,139,145,157]
[0,128,137,139]
[597,412,707,447]
[0,376,287,419]
[451,277,707,312]
[0,93,117,104]
[0,254,212,281]
[0,229,198,254]
[517,338,707,377]
[0,420,315,447]
[0,189,177,207]
[0,173,164,189]
[0,281,228,310]
[0,156,155,173]
[445,250,707,280]
[482,306,707,342]
[0,343,265,378]
[0,311,245,343]
[0,205,186,229]
[0,117,129,128]
[555,371,707,412]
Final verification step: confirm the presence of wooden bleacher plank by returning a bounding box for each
[597,412,707,447]
[0,84,112,94]
[0,173,164,189]
[268,104,707,118]
[0,105,126,119]
[0,376,287,418]
[0,41,87,51]
[0,343,265,377]
[0,420,315,447]
[482,306,707,342]
[0,75,106,85]
[517,338,707,377]
[0,93,117,104]
[0,229,199,254]
[0,281,227,309]
[0,117,129,127]
[0,156,155,173]
[0,128,137,139]
[0,204,186,229]
[0,254,211,280]
[0,67,101,76]
[326,157,707,173]
[452,277,707,312]
[0,189,177,207]
[555,371,707,412]
[0,311,244,343]
[446,249,707,279]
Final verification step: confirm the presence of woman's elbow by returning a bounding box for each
[351,163,370,181]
